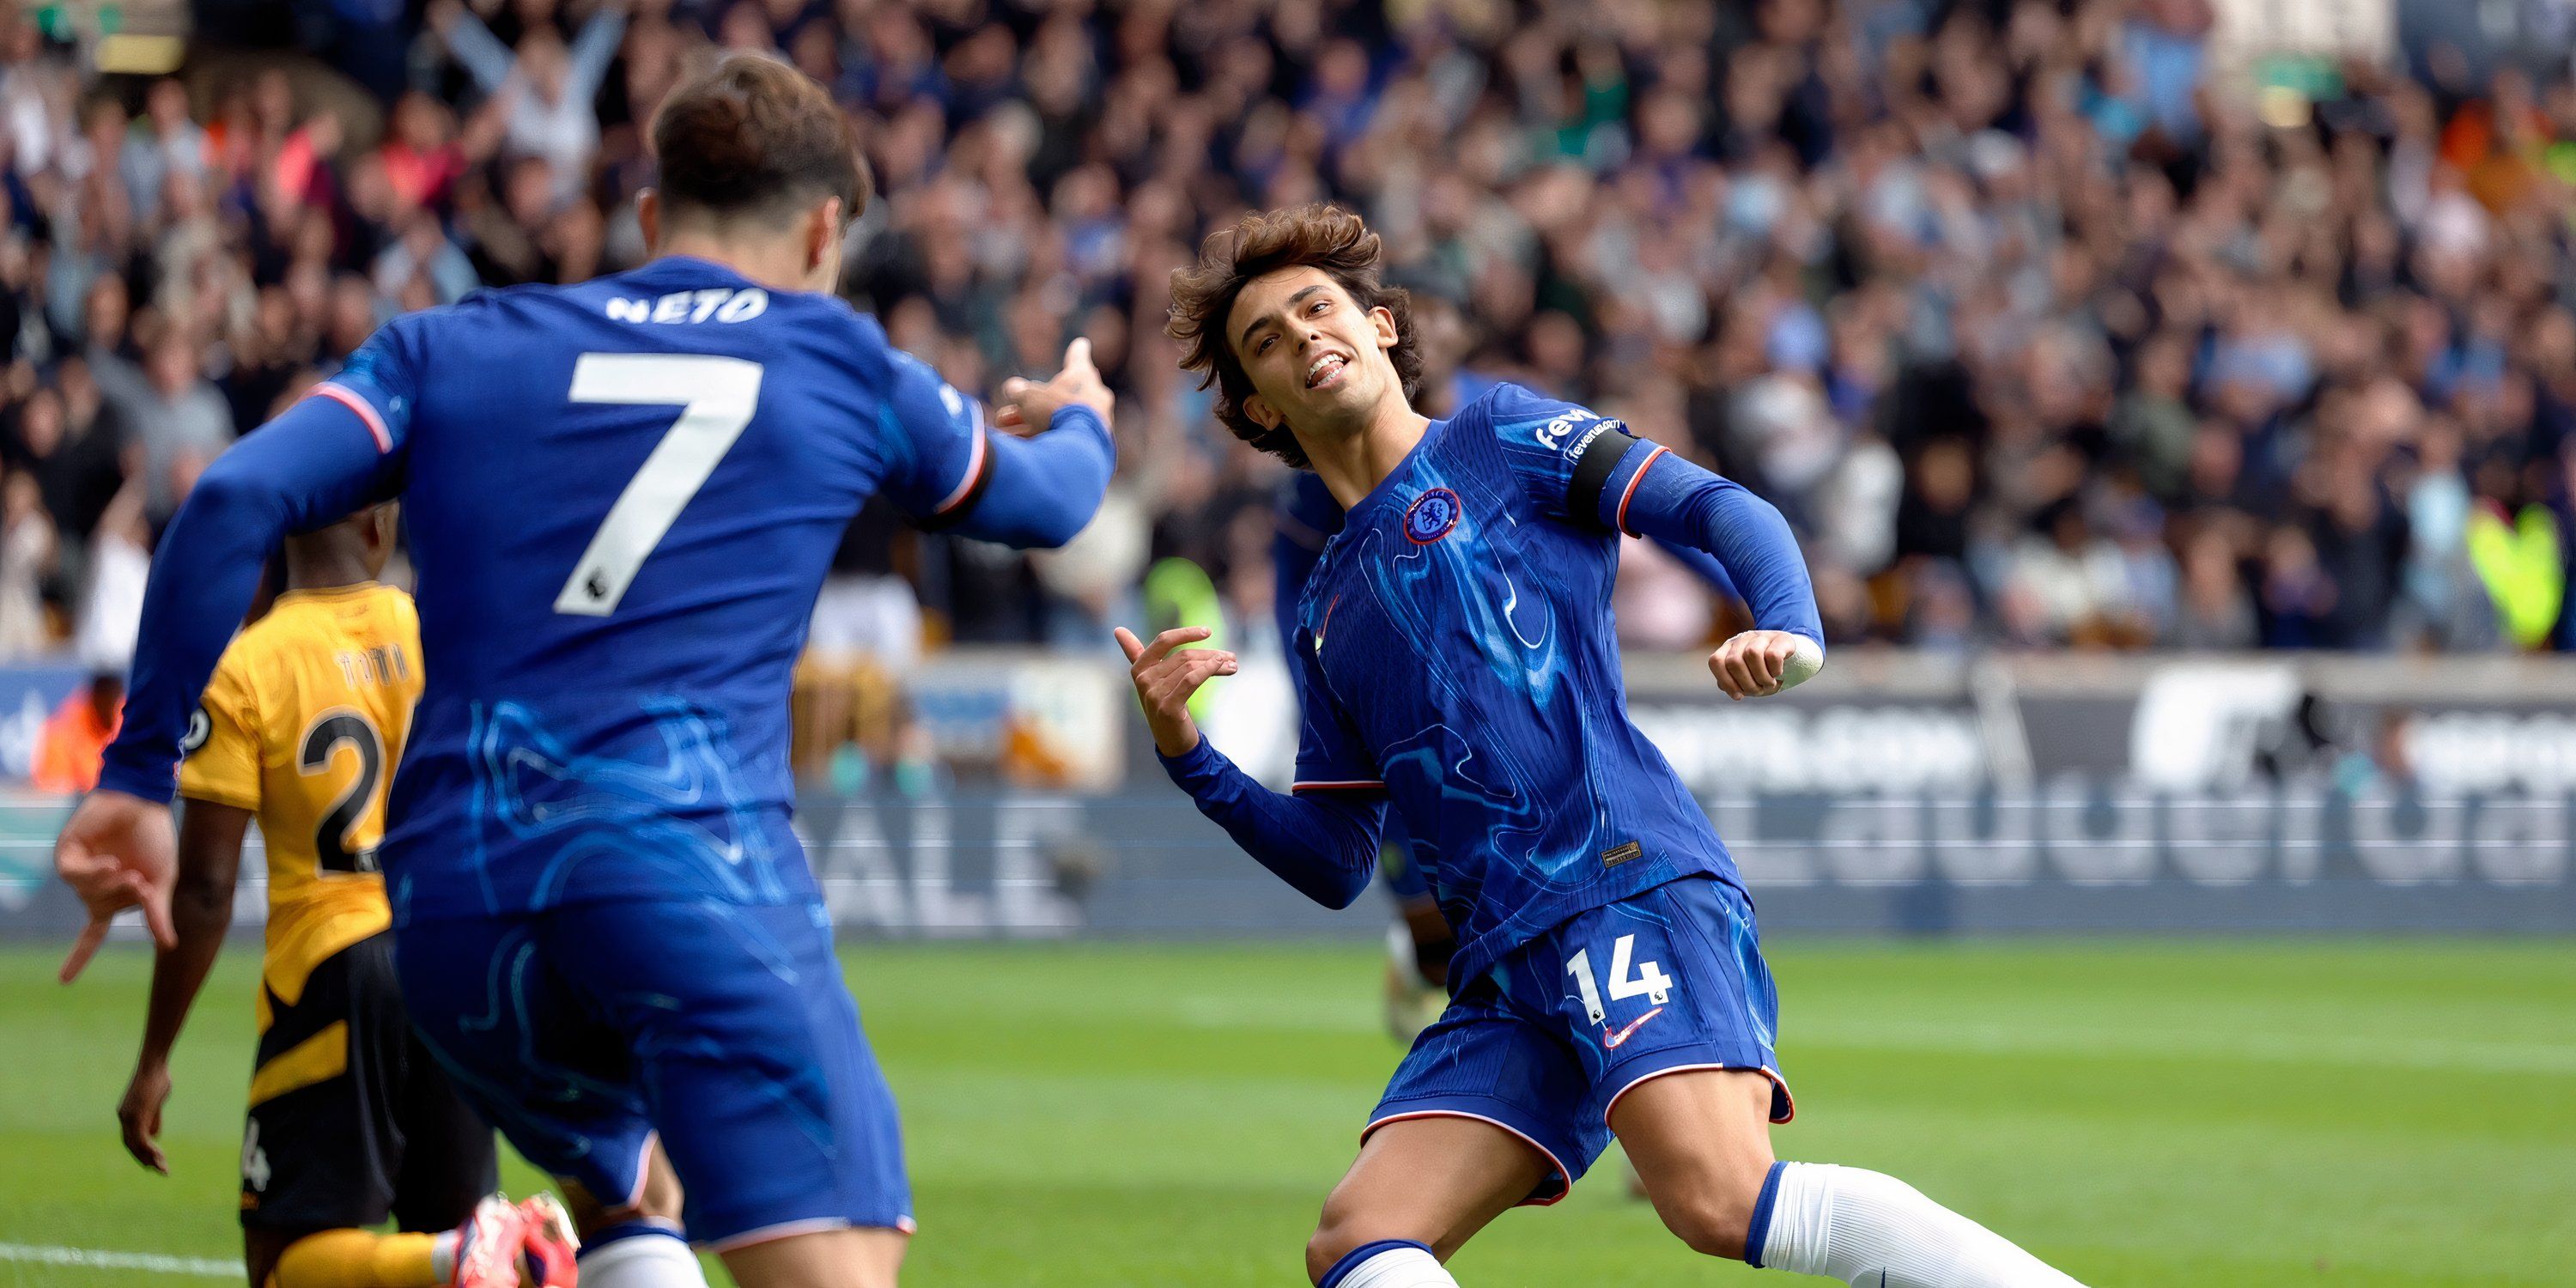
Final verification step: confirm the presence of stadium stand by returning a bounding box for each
[0,0,2569,705]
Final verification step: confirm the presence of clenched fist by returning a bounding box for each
[1708,630,1824,701]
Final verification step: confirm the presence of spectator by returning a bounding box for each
[8,379,120,546]
[0,0,2558,665]
[379,92,467,210]
[374,210,479,305]
[122,331,232,524]
[2001,501,2133,647]
[2172,526,2257,650]
[31,671,118,793]
[118,78,209,226]
[431,0,629,206]
[0,470,52,655]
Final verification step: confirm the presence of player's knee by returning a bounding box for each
[561,1154,684,1239]
[1303,1205,1389,1285]
[1660,1200,1756,1261]
[1304,1202,1452,1285]
[1303,1220,1354,1284]
[1653,1183,1763,1261]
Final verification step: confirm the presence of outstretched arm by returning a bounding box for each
[98,394,402,801]
[563,3,629,102]
[1591,439,1824,698]
[945,405,1115,547]
[1484,384,1809,690]
[1643,537,1743,605]
[60,388,400,981]
[1118,626,1382,909]
[118,799,249,1173]
[431,0,519,95]
[889,339,1115,549]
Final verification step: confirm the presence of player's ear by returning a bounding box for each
[1368,306,1399,351]
[636,189,661,253]
[807,197,842,272]
[1243,392,1281,432]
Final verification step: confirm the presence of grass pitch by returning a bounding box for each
[3,939,2570,1285]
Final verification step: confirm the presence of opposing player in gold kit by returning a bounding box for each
[110,505,573,1288]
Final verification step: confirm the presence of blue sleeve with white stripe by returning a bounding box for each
[879,351,1113,548]
[1598,441,1822,644]
[1157,735,1383,908]
[319,313,426,452]
[98,382,409,801]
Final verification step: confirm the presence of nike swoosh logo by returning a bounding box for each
[1602,1005,1664,1050]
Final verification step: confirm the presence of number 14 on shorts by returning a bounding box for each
[1565,934,1674,1025]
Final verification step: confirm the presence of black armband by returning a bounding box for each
[1565,425,1641,532]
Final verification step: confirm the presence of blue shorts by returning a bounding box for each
[392,899,910,1249]
[1367,876,1790,1205]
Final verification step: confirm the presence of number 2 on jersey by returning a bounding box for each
[299,711,383,874]
[555,354,765,616]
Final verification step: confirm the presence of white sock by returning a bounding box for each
[577,1228,709,1287]
[1320,1240,1459,1288]
[429,1230,461,1283]
[1753,1163,2087,1287]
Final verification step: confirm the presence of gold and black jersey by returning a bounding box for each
[179,584,421,1012]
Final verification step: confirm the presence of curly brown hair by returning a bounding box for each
[1167,204,1419,468]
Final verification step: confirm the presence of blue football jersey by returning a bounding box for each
[319,258,1005,923]
[1285,383,1742,985]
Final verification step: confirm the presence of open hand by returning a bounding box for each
[1708,630,1821,701]
[996,337,1113,434]
[118,1060,171,1174]
[1115,626,1236,757]
[55,790,178,983]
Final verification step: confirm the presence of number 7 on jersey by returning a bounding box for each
[555,353,765,616]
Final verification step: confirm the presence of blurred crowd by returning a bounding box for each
[0,0,2571,706]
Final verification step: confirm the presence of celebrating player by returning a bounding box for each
[55,53,1114,1288]
[106,506,566,1288]
[1274,463,1756,1043]
[1127,204,2087,1288]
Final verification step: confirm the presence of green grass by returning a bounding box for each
[3,939,2572,1285]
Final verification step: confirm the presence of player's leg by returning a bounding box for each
[384,984,603,1288]
[1615,1069,2087,1286]
[243,1226,307,1288]
[254,1199,534,1288]
[720,1228,907,1288]
[1607,1066,1782,1258]
[539,897,914,1288]
[392,915,671,1284]
[1305,1116,1544,1286]
[245,935,526,1288]
[384,970,501,1237]
[1595,880,2087,1286]
[1311,983,1598,1286]
[560,1140,707,1287]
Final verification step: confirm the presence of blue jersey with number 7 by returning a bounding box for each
[99,255,1114,924]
